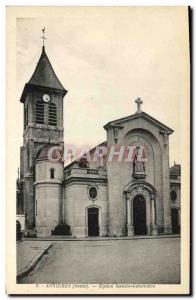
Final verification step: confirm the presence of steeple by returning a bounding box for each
[28,46,66,91]
[20,42,67,102]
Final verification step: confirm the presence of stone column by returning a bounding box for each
[162,133,172,234]
[178,209,181,227]
[146,195,151,235]
[127,195,134,236]
[150,194,158,235]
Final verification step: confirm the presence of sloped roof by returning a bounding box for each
[35,144,63,162]
[64,141,107,170]
[104,111,173,134]
[20,46,67,102]
[28,46,65,91]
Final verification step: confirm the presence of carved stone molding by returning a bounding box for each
[127,184,151,200]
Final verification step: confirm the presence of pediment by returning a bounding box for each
[104,112,173,134]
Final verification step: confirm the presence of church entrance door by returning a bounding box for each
[171,208,180,234]
[88,207,99,236]
[133,195,147,235]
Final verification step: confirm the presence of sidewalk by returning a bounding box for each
[17,240,52,279]
[23,234,180,242]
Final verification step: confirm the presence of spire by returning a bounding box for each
[28,45,66,92]
[20,32,67,102]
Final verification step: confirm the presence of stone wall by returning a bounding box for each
[105,115,172,236]
[64,181,108,237]
[35,159,64,237]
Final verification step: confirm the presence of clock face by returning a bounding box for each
[42,94,51,103]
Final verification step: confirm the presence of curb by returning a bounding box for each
[17,244,53,279]
[23,235,180,242]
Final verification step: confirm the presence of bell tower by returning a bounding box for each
[18,33,67,234]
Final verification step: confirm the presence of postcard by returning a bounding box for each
[6,6,190,295]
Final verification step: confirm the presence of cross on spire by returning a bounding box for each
[41,27,47,47]
[135,97,143,114]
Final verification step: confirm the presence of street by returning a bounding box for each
[18,237,180,284]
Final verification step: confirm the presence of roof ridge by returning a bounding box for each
[104,111,173,133]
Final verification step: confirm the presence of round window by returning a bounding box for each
[171,190,177,201]
[89,187,97,200]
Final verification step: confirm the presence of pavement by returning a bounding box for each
[18,237,180,284]
[17,240,53,280]
[23,234,180,241]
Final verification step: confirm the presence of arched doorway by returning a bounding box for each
[88,207,99,236]
[171,208,180,234]
[133,195,147,235]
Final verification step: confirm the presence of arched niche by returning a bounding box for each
[122,128,162,192]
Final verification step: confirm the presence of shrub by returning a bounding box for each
[52,224,71,236]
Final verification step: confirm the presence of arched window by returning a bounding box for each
[48,103,57,126]
[50,168,55,179]
[171,190,177,201]
[35,101,44,124]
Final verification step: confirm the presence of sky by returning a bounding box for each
[14,6,189,170]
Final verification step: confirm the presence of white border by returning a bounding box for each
[2,1,194,298]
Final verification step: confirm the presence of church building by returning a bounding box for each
[16,44,181,238]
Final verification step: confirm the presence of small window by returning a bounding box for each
[171,190,177,201]
[89,187,97,200]
[50,168,55,179]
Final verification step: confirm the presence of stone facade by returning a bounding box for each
[104,112,173,236]
[16,46,181,238]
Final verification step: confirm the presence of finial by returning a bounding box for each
[41,27,47,47]
[135,97,143,114]
[70,150,74,162]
